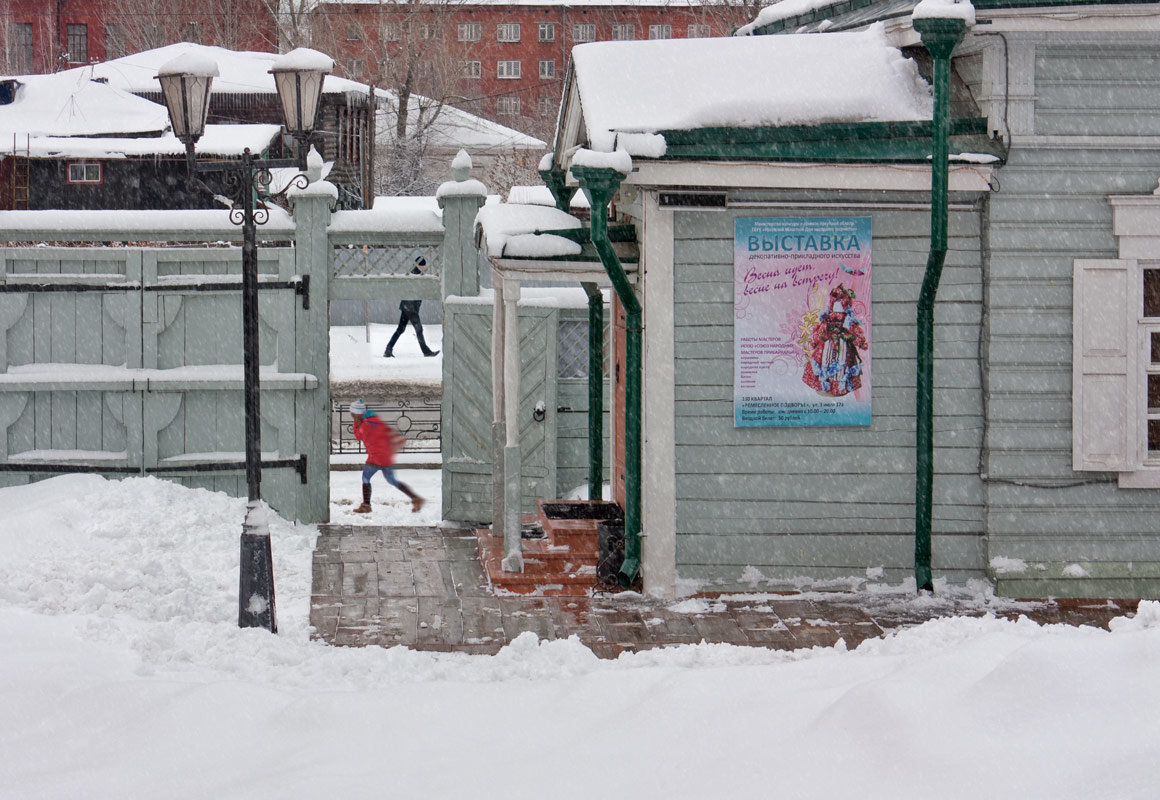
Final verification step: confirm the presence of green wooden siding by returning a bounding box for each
[672,203,987,592]
[982,37,1160,597]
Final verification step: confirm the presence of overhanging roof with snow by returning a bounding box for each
[548,23,1004,170]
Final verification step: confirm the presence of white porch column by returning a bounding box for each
[501,275,523,572]
[641,191,677,599]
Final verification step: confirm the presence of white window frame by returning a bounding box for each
[461,60,481,79]
[611,23,635,41]
[496,96,520,116]
[687,24,711,38]
[648,24,672,40]
[497,22,521,43]
[380,22,401,42]
[67,161,101,183]
[1074,193,1160,486]
[573,23,596,43]
[538,59,555,79]
[497,60,521,79]
[538,22,555,42]
[458,22,481,42]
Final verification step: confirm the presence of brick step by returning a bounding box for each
[475,528,601,597]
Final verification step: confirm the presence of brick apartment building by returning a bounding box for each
[2,0,275,74]
[319,0,760,140]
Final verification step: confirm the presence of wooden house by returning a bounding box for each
[459,0,1160,600]
[1,70,283,211]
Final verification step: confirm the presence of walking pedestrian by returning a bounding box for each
[348,399,425,513]
[384,257,439,357]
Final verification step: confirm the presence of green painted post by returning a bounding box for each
[913,15,969,593]
[582,281,604,501]
[572,164,641,586]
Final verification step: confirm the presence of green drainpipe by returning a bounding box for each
[572,164,641,586]
[542,167,604,502]
[913,15,968,593]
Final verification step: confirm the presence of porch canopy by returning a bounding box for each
[474,202,638,572]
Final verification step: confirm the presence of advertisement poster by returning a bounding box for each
[734,217,872,427]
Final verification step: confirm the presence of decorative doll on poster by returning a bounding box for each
[801,283,868,397]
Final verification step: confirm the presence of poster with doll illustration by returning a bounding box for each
[733,217,872,427]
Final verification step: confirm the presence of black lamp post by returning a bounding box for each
[156,48,333,633]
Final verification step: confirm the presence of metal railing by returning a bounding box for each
[331,398,441,456]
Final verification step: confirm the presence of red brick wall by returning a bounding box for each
[4,0,276,74]
[322,2,755,140]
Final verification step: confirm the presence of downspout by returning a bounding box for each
[572,164,641,585]
[542,167,601,502]
[912,12,969,593]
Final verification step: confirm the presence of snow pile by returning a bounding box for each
[1,474,1158,798]
[474,203,584,258]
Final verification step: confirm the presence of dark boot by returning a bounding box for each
[353,483,372,513]
[398,482,425,513]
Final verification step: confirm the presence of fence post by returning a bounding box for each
[290,180,336,523]
[438,150,487,299]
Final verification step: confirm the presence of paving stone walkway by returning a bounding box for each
[310,524,1138,658]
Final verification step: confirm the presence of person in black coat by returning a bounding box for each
[384,257,439,357]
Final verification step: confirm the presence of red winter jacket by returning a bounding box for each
[353,414,401,466]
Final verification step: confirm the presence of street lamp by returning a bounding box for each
[156,47,333,633]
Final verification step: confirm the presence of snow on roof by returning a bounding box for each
[0,71,169,139]
[10,124,282,160]
[571,23,933,154]
[735,0,842,35]
[89,43,367,97]
[475,203,583,258]
[378,102,546,152]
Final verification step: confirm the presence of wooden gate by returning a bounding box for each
[441,299,557,522]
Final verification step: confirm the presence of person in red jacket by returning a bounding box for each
[349,399,425,513]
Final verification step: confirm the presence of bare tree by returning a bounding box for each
[103,0,275,57]
[321,0,473,195]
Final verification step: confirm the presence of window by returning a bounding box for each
[458,22,481,42]
[14,23,34,72]
[687,24,712,38]
[649,24,672,39]
[1074,197,1160,485]
[346,22,361,41]
[421,24,441,40]
[67,24,88,63]
[104,23,125,59]
[497,23,520,42]
[348,59,364,79]
[497,60,521,79]
[461,60,481,79]
[380,23,401,42]
[538,96,556,118]
[538,60,555,79]
[538,23,555,42]
[611,23,635,41]
[67,162,101,183]
[573,23,596,43]
[181,21,201,44]
[497,96,520,116]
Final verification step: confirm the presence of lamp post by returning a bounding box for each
[156,48,333,632]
